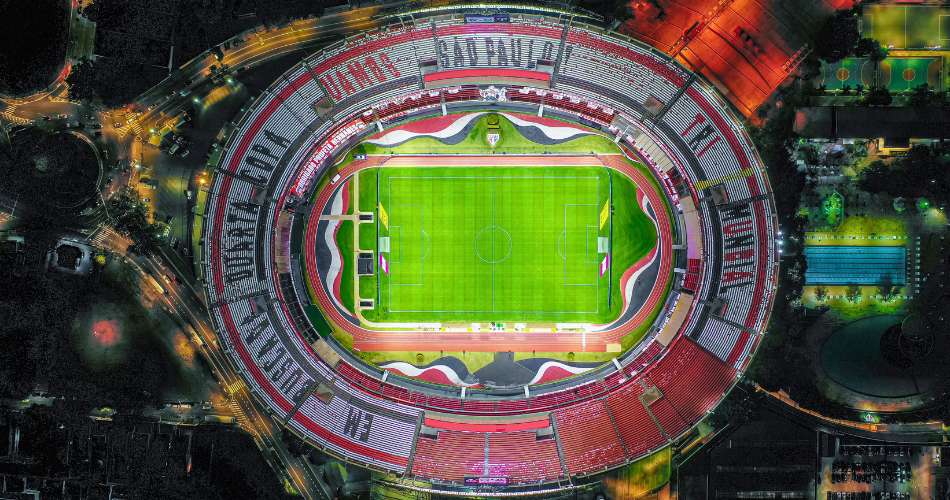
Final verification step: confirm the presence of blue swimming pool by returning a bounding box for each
[804,246,906,285]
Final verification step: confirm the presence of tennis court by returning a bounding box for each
[804,246,906,286]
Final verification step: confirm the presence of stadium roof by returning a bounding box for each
[794,106,950,141]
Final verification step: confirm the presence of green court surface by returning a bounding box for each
[365,165,653,324]
[820,58,873,90]
[879,56,943,91]
[862,4,950,50]
[820,56,942,92]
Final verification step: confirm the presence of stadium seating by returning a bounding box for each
[554,399,626,474]
[605,382,667,457]
[411,430,486,480]
[200,6,779,489]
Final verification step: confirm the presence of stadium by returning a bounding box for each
[201,4,779,494]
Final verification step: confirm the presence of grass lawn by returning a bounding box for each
[358,221,375,252]
[191,188,208,273]
[605,447,671,497]
[805,215,907,246]
[803,285,907,319]
[356,350,496,373]
[362,112,621,155]
[335,220,354,314]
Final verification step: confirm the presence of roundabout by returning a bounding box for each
[200,5,778,491]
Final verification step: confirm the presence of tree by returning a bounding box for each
[815,9,860,63]
[108,188,161,251]
[909,84,934,108]
[846,284,861,303]
[815,286,828,303]
[0,0,68,95]
[878,276,898,301]
[854,38,888,62]
[861,86,892,106]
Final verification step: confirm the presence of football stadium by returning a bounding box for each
[201,4,779,494]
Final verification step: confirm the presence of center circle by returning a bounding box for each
[836,67,850,82]
[475,225,512,264]
[903,67,916,82]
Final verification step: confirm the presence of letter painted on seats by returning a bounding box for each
[245,155,274,173]
[223,255,253,269]
[251,143,281,161]
[261,345,288,372]
[318,74,342,101]
[365,56,385,81]
[227,240,254,253]
[278,366,304,393]
[237,169,266,185]
[484,38,496,65]
[681,113,706,137]
[453,38,465,67]
[466,38,479,66]
[230,201,259,216]
[291,379,313,404]
[257,334,281,361]
[347,61,372,88]
[241,312,270,344]
[542,40,555,61]
[497,38,509,66]
[509,38,522,67]
[226,227,254,239]
[687,124,717,151]
[378,52,400,78]
[335,69,355,96]
[720,203,751,222]
[264,130,291,149]
[725,233,754,251]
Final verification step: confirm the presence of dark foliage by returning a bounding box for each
[814,9,859,63]
[854,38,887,62]
[859,144,950,204]
[0,0,68,95]
[108,188,162,252]
[0,128,100,216]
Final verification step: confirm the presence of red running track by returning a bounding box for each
[303,154,675,353]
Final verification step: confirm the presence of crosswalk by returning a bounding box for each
[0,106,30,125]
[228,399,254,431]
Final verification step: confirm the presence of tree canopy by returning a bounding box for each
[814,9,860,63]
[0,0,68,95]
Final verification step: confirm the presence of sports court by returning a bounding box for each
[879,56,943,91]
[861,4,950,50]
[375,165,615,323]
[819,58,874,90]
[820,56,942,92]
[804,246,906,286]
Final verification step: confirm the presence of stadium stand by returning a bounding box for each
[200,5,778,491]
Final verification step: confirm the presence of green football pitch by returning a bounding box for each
[365,165,651,324]
[862,4,950,50]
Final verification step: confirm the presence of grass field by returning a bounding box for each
[308,112,671,372]
[862,4,950,50]
[368,165,627,324]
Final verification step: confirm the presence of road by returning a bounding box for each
[2,1,403,251]
[87,225,331,499]
[0,4,412,496]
